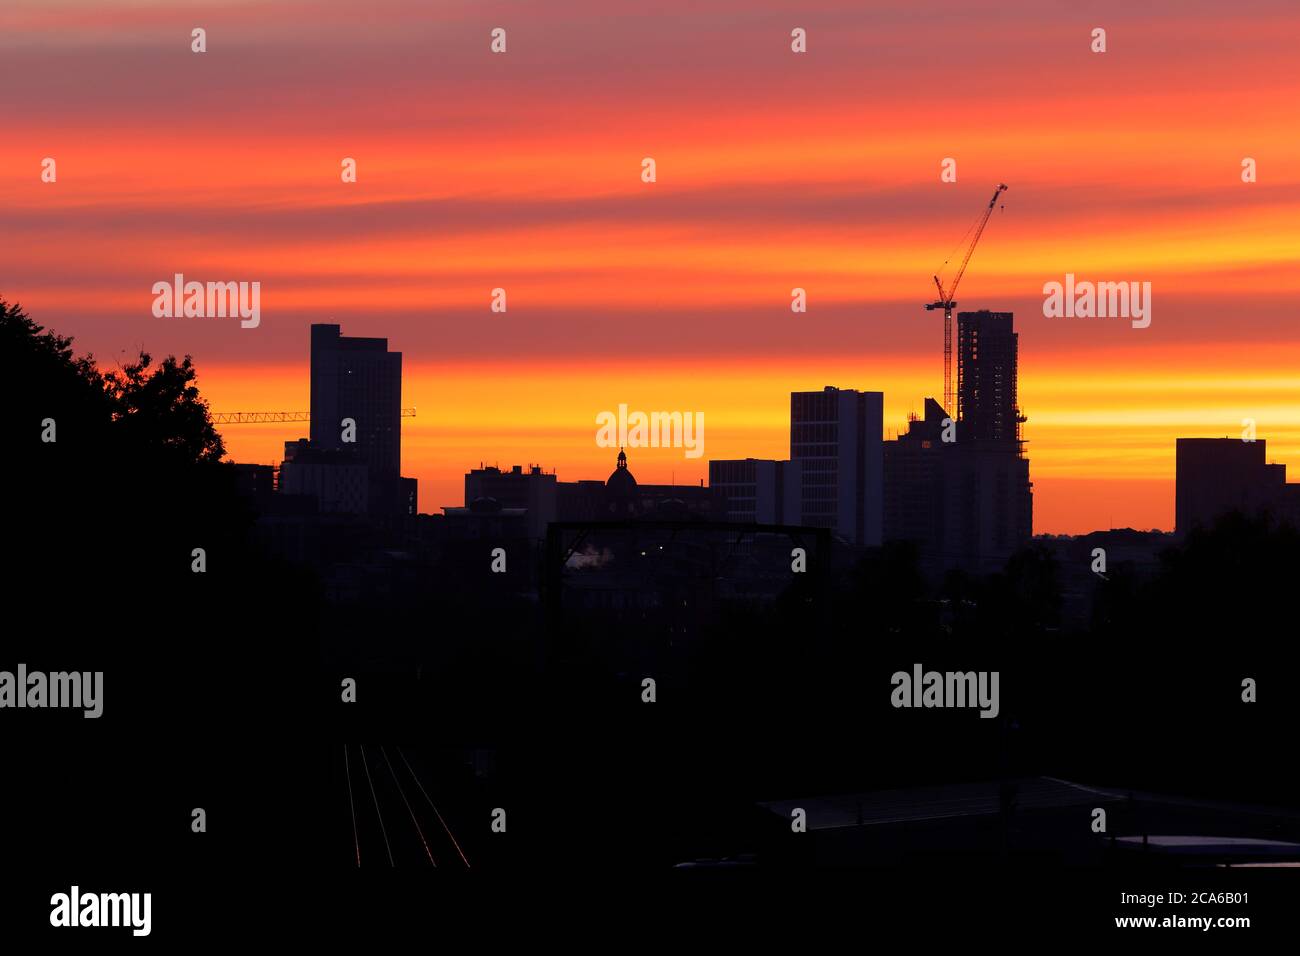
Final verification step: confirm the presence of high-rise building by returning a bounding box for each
[310,324,402,475]
[708,458,802,525]
[790,386,883,546]
[301,324,415,515]
[884,311,1032,574]
[1175,438,1299,534]
[957,310,1019,443]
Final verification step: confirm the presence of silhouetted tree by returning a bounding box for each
[104,352,225,463]
[2,296,318,873]
[2,297,225,468]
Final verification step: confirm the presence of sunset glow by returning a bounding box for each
[5,0,1299,532]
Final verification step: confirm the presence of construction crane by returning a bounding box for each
[211,408,417,424]
[926,183,1007,415]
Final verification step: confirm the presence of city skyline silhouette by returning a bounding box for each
[9,1,1300,534]
[5,0,1299,937]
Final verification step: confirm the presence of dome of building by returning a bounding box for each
[606,448,638,493]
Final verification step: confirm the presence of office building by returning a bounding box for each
[279,439,370,514]
[883,398,947,549]
[1176,438,1300,533]
[708,458,801,525]
[305,323,415,515]
[310,323,402,475]
[790,386,883,546]
[465,464,559,540]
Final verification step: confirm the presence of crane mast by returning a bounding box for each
[926,183,1007,415]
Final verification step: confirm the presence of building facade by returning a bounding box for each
[883,398,947,550]
[1175,438,1300,533]
[957,310,1019,443]
[460,451,723,538]
[790,386,883,546]
[464,464,559,540]
[310,323,402,475]
[305,323,414,515]
[708,458,801,525]
[884,311,1032,574]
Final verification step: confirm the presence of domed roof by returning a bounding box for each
[606,448,638,492]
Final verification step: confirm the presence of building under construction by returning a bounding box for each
[884,310,1032,575]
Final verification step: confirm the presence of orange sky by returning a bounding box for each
[3,0,1299,532]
